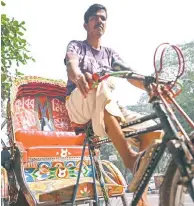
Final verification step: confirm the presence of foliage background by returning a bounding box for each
[1,1,35,101]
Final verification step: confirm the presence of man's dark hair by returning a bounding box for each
[84,4,107,23]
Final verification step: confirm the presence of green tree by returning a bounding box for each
[174,41,194,133]
[1,1,35,101]
[128,41,194,132]
[126,40,194,174]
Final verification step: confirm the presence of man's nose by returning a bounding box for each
[96,16,103,23]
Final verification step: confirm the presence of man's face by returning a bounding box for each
[85,9,107,38]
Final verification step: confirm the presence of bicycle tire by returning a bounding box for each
[159,159,193,206]
[121,194,129,206]
[1,199,9,206]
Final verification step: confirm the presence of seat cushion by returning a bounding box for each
[15,130,85,147]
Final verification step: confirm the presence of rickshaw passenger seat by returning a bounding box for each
[13,95,86,147]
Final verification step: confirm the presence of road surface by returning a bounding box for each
[81,193,193,205]
[109,193,193,206]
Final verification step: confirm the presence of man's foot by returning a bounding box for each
[128,139,162,192]
[137,197,151,206]
[125,149,139,171]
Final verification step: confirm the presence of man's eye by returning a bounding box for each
[91,15,96,20]
[90,15,106,21]
[100,16,106,21]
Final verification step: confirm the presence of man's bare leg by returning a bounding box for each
[136,137,152,206]
[136,132,163,206]
[104,109,152,206]
[104,109,138,171]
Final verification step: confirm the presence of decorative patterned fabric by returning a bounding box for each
[13,96,39,132]
[10,76,67,105]
[11,90,73,132]
[10,76,70,131]
[49,97,73,131]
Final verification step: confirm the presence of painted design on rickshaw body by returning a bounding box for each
[6,76,127,205]
[80,186,91,197]
[27,178,124,203]
[60,148,71,157]
[24,160,93,182]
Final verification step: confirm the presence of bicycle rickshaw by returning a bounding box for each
[1,43,194,206]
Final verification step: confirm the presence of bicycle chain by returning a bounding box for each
[131,144,164,206]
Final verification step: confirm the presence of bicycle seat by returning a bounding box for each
[71,121,93,135]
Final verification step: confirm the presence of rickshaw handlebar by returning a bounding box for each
[112,60,172,84]
[92,61,173,87]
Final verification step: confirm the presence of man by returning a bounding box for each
[64,4,158,206]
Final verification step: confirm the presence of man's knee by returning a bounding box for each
[104,109,122,135]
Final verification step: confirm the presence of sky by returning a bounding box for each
[2,0,194,105]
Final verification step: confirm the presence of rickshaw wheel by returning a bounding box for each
[10,190,29,206]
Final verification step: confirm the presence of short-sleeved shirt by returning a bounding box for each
[64,40,123,96]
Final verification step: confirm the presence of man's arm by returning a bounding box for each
[66,52,82,81]
[66,53,89,97]
[127,79,145,90]
[65,41,92,97]
[110,49,145,90]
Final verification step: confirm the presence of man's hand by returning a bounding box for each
[73,72,94,98]
[66,55,94,97]
[73,73,89,98]
[84,72,94,89]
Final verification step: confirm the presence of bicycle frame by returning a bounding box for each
[131,100,194,206]
[90,71,194,206]
[126,75,194,205]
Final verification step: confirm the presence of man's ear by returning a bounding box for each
[83,23,88,31]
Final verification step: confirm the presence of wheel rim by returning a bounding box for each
[174,170,187,206]
[175,185,187,206]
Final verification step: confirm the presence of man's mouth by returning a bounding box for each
[95,25,103,29]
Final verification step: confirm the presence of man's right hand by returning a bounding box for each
[65,53,94,97]
[73,73,90,98]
